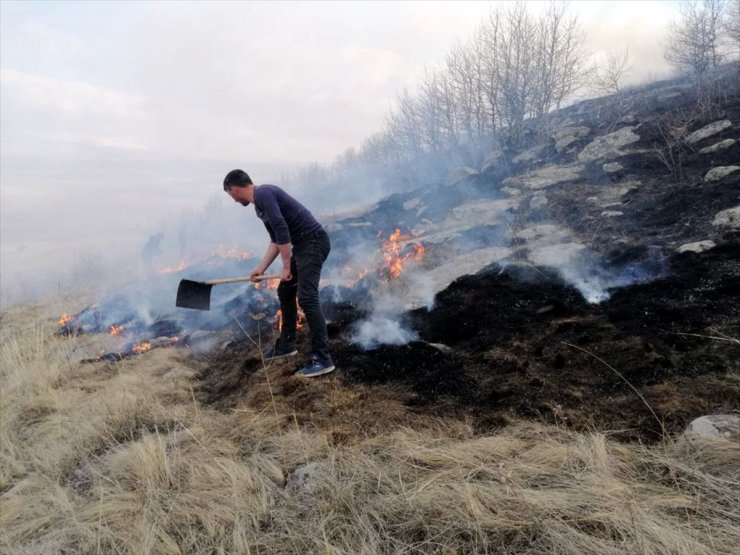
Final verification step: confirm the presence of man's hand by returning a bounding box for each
[249,267,265,282]
[280,266,293,282]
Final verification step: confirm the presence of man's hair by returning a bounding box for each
[223,169,253,190]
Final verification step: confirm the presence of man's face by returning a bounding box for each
[226,186,250,206]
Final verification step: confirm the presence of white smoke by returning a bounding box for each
[351,292,418,349]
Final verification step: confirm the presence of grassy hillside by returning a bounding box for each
[2,302,739,554]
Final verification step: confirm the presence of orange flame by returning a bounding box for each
[58,313,72,327]
[158,259,188,274]
[132,342,152,354]
[381,228,425,279]
[109,324,124,336]
[273,307,305,333]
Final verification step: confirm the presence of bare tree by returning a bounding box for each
[665,0,728,78]
[592,47,632,95]
[725,0,740,56]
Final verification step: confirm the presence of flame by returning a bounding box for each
[380,228,425,279]
[208,244,253,263]
[132,342,152,354]
[158,259,188,274]
[273,307,305,333]
[58,313,72,327]
[109,324,124,336]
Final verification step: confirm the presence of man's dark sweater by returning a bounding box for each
[253,184,322,245]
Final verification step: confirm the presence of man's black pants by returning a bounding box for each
[277,228,332,363]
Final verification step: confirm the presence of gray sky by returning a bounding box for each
[0,0,678,305]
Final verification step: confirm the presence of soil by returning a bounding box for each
[193,74,740,444]
[194,241,739,443]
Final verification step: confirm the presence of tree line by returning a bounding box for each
[285,0,740,198]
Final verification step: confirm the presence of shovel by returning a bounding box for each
[176,274,281,311]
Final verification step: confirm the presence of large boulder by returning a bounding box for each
[704,166,740,183]
[712,206,740,230]
[578,126,641,162]
[686,120,732,145]
[684,415,740,440]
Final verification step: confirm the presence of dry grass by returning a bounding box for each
[1,304,739,554]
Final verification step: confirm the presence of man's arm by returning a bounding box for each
[250,243,280,281]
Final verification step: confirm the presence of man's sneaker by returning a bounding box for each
[295,358,335,378]
[262,342,298,360]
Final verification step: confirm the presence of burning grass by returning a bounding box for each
[2,304,740,553]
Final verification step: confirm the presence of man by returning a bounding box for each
[223,169,335,377]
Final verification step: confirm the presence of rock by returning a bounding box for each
[704,166,740,183]
[502,186,521,197]
[502,163,584,190]
[530,195,548,210]
[676,240,716,254]
[601,210,623,217]
[425,342,453,354]
[481,149,504,173]
[528,242,587,266]
[403,246,514,309]
[286,462,330,496]
[686,120,732,145]
[415,199,519,244]
[552,126,591,153]
[511,224,570,243]
[712,206,740,230]
[684,415,740,440]
[513,144,548,164]
[163,366,196,380]
[699,138,736,154]
[578,126,641,162]
[445,167,479,186]
[586,180,641,208]
[325,222,344,232]
[348,221,372,228]
[403,198,421,211]
[603,162,624,174]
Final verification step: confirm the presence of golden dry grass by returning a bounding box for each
[1,303,739,554]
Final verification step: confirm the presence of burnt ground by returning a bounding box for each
[192,74,739,444]
[193,241,739,443]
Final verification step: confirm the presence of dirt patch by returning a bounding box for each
[194,242,738,443]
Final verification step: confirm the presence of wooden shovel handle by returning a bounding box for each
[202,274,282,285]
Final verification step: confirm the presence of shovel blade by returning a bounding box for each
[176,280,213,310]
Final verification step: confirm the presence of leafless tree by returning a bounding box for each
[725,0,740,56]
[592,47,632,95]
[665,0,728,78]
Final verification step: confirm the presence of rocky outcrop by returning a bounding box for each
[577,126,641,162]
[699,138,735,154]
[502,163,584,191]
[513,144,548,164]
[586,180,640,208]
[445,167,479,186]
[676,240,716,254]
[704,166,740,183]
[552,126,591,153]
[686,120,732,145]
